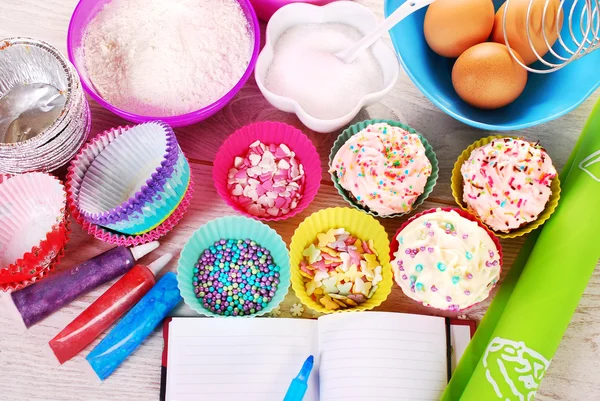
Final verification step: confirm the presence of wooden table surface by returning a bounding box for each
[1,0,599,400]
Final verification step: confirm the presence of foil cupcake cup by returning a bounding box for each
[0,37,90,174]
[329,119,439,218]
[67,129,193,245]
[0,173,70,286]
[451,135,561,239]
[389,207,503,312]
[77,121,180,227]
[213,121,322,221]
[289,207,393,314]
[177,216,291,318]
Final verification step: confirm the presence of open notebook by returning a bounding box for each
[163,312,474,401]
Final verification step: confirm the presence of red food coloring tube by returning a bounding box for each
[49,253,172,364]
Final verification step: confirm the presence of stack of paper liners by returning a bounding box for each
[75,122,190,235]
[442,99,600,401]
[0,173,71,291]
[66,123,194,245]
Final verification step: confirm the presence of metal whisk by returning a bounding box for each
[503,0,600,73]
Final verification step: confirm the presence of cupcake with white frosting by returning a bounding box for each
[391,208,502,311]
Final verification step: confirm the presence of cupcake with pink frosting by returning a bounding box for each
[329,120,438,218]
[459,137,558,233]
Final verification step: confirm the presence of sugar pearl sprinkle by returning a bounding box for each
[300,228,383,311]
[192,239,280,316]
[227,140,305,218]
[392,209,501,311]
[461,137,557,233]
[330,123,432,216]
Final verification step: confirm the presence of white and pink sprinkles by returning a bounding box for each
[227,141,305,218]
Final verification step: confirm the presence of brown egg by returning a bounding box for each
[491,0,564,65]
[424,0,495,58]
[452,42,528,109]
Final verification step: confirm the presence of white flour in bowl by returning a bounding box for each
[83,0,253,117]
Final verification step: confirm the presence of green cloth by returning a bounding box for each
[442,98,600,401]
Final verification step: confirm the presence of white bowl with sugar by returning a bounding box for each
[255,1,399,133]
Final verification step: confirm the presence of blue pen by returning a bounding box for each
[283,355,314,401]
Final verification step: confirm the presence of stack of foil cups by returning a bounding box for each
[0,37,91,174]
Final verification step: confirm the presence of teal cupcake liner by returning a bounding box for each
[329,119,439,219]
[177,216,291,318]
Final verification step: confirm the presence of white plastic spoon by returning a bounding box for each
[335,0,436,64]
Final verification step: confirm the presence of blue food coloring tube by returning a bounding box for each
[86,272,181,380]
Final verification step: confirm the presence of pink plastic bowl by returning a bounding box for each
[67,0,260,127]
[250,0,339,21]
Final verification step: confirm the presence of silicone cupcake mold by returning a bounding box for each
[329,119,438,218]
[389,207,503,311]
[177,216,291,318]
[290,207,393,314]
[213,121,321,221]
[451,135,561,238]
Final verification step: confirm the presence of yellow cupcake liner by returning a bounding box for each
[451,135,561,239]
[289,207,393,314]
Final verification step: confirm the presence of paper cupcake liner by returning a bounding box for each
[0,219,69,284]
[177,215,291,318]
[100,153,191,235]
[67,122,193,240]
[213,121,322,221]
[76,121,180,225]
[389,207,503,312]
[68,173,194,246]
[289,207,393,314]
[329,119,439,218]
[0,222,69,292]
[0,173,70,279]
[451,135,561,239]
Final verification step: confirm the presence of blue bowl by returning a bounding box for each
[384,0,600,130]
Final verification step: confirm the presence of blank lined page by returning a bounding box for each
[166,318,319,401]
[317,312,447,401]
[450,324,472,374]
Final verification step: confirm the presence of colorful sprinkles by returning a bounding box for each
[392,209,502,311]
[299,228,383,311]
[330,123,433,216]
[460,137,557,233]
[227,140,305,218]
[192,238,280,316]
